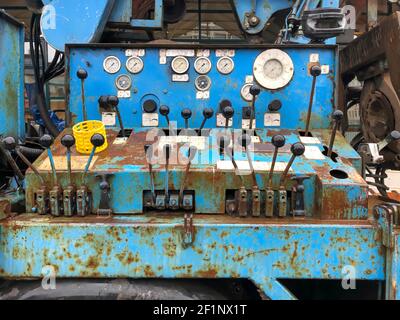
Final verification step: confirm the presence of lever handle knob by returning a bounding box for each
[389,130,400,142]
[181,109,192,120]
[310,65,322,77]
[291,142,306,157]
[160,105,170,116]
[39,134,53,149]
[107,95,119,108]
[272,135,286,148]
[3,137,17,151]
[203,108,214,119]
[90,133,105,148]
[222,106,234,119]
[61,134,76,149]
[77,68,88,80]
[250,84,261,96]
[332,110,344,122]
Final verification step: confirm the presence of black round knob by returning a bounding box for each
[332,110,344,122]
[203,108,214,119]
[90,133,105,148]
[250,84,261,96]
[188,146,198,161]
[291,142,306,157]
[310,65,322,77]
[160,105,170,116]
[268,100,282,112]
[77,68,88,80]
[390,130,400,141]
[3,137,17,151]
[239,134,252,149]
[181,109,192,120]
[61,134,75,149]
[222,106,234,119]
[107,95,119,107]
[271,135,286,148]
[39,134,53,149]
[143,99,158,113]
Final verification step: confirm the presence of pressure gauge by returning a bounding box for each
[253,49,294,90]
[115,74,132,91]
[171,56,190,74]
[217,57,234,75]
[240,83,254,102]
[103,56,121,74]
[195,75,211,91]
[126,56,144,74]
[194,57,212,74]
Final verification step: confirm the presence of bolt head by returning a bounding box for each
[390,130,400,141]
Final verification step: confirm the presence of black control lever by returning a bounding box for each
[1,137,24,183]
[40,134,62,216]
[160,105,170,127]
[198,108,214,135]
[249,85,261,130]
[217,133,231,157]
[279,142,305,217]
[82,133,105,183]
[4,137,45,185]
[108,96,125,138]
[144,144,156,205]
[265,135,286,217]
[164,144,171,204]
[222,105,234,128]
[77,68,88,121]
[239,134,260,216]
[304,65,322,136]
[4,137,48,215]
[291,175,310,217]
[181,109,192,129]
[61,134,76,216]
[327,110,344,158]
[179,146,197,206]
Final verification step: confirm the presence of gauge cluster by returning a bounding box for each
[69,45,335,130]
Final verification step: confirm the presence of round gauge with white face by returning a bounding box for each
[126,56,144,74]
[115,74,132,91]
[171,56,190,74]
[103,56,121,74]
[240,83,254,102]
[217,57,234,75]
[195,75,212,91]
[253,49,294,90]
[194,57,212,74]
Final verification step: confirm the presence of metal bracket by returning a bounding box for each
[76,186,92,217]
[49,186,63,217]
[35,187,49,215]
[183,213,194,247]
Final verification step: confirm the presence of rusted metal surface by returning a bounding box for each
[0,214,385,300]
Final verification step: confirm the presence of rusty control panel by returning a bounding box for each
[20,44,369,220]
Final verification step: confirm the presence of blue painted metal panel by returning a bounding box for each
[68,45,337,130]
[41,0,116,52]
[0,215,385,299]
[0,11,25,140]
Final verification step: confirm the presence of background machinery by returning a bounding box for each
[0,0,399,300]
